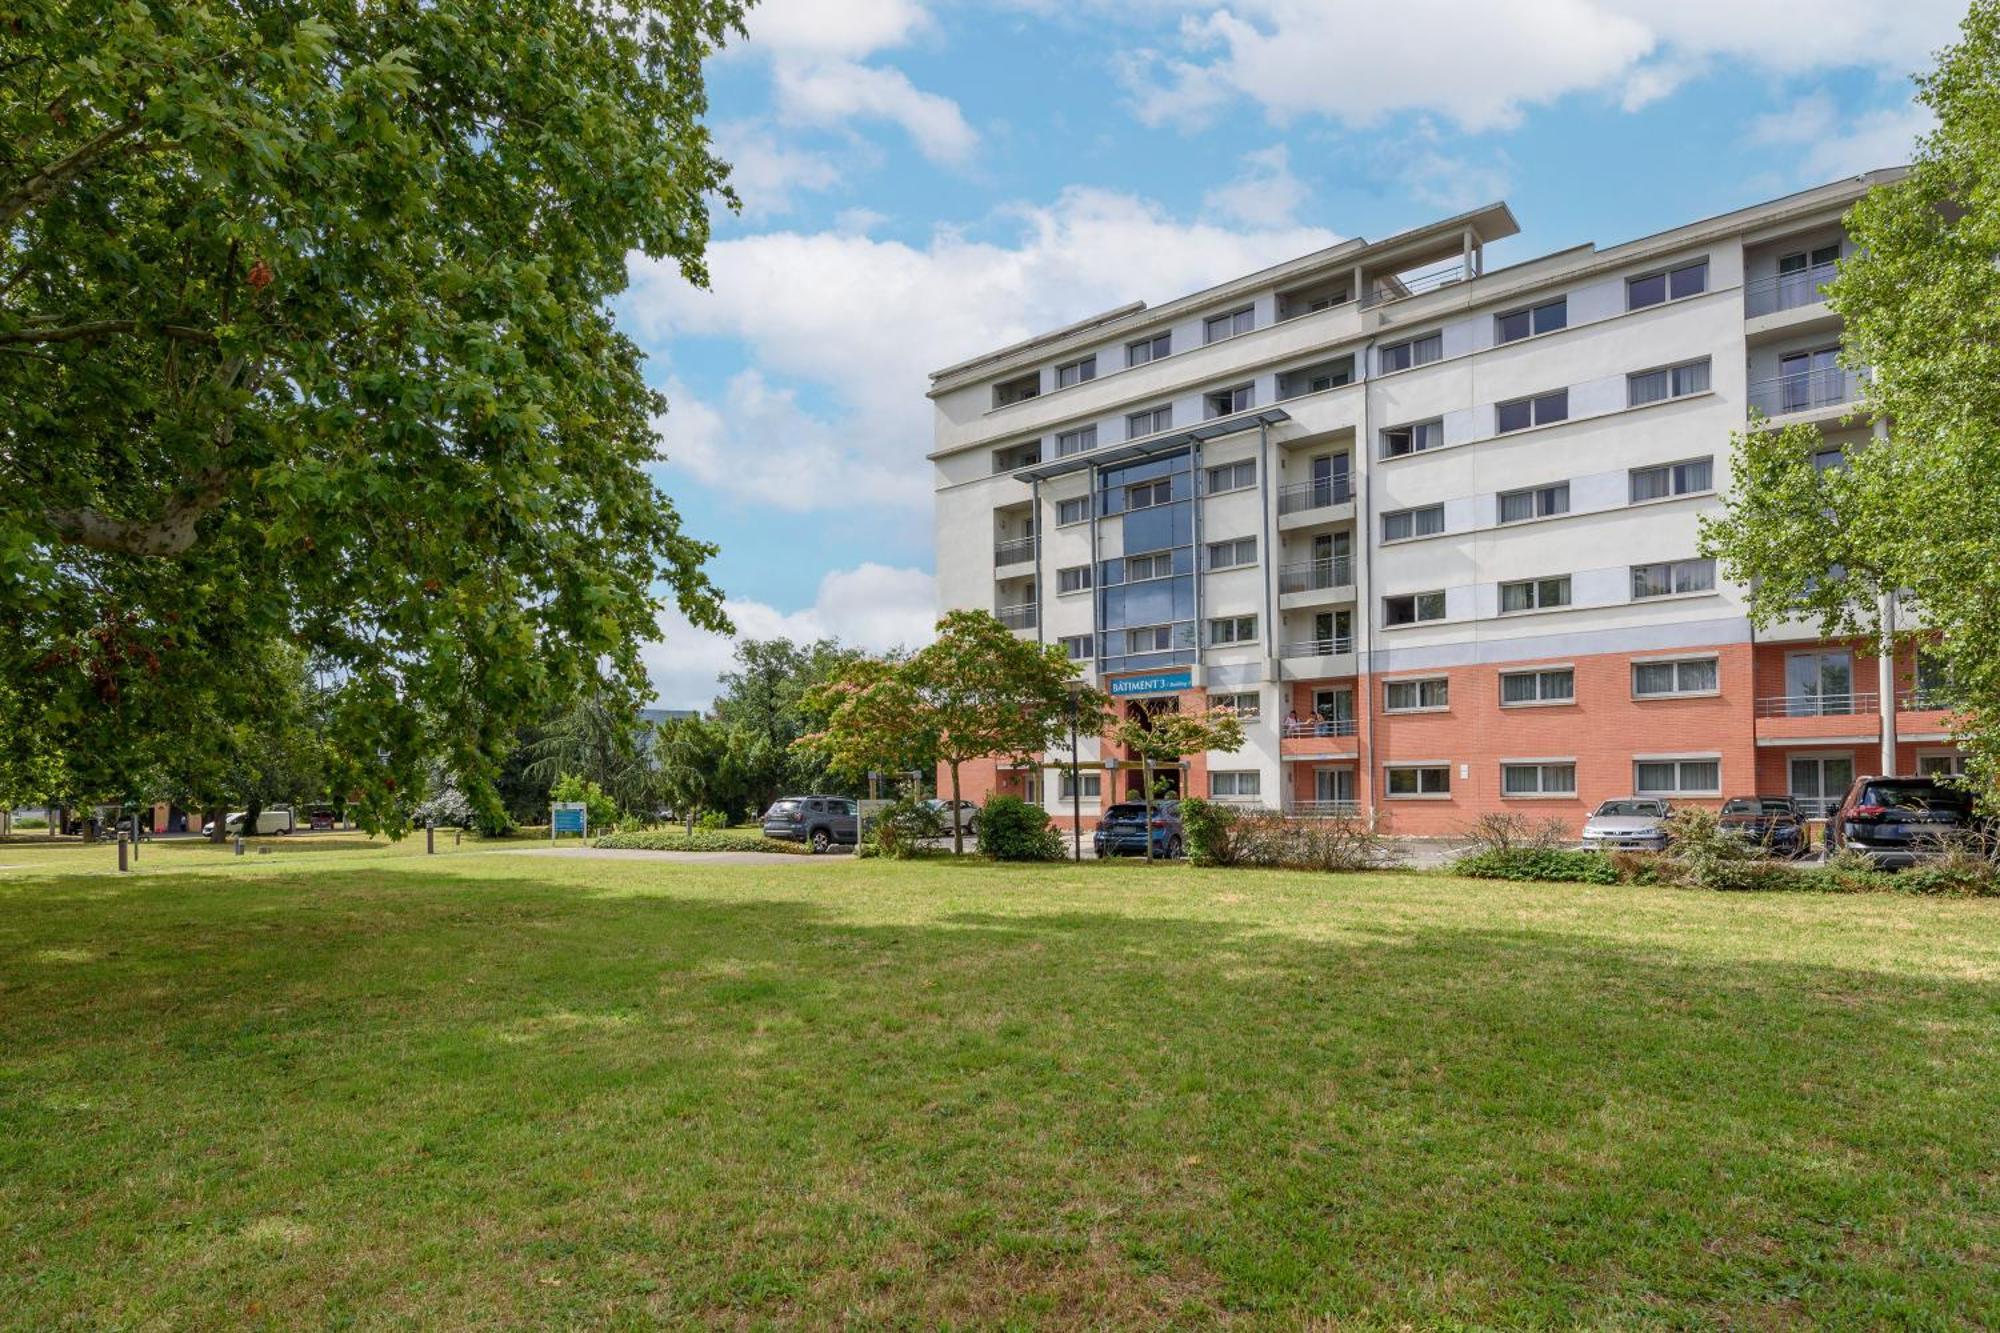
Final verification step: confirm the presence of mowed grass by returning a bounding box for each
[2,842,1997,1328]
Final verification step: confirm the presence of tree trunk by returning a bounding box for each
[950,761,964,856]
[241,796,264,838]
[208,805,228,843]
[1142,756,1155,861]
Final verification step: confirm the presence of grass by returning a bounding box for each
[3,839,1997,1327]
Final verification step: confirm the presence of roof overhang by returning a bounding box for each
[1012,408,1291,483]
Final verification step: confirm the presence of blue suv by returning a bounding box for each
[1094,801,1184,858]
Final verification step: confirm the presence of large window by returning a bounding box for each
[1055,355,1097,389]
[1127,405,1173,437]
[1058,769,1102,800]
[1499,575,1571,614]
[1384,591,1446,626]
[1125,478,1174,511]
[1209,770,1261,798]
[1631,558,1715,599]
[1632,657,1719,698]
[1208,615,1258,646]
[1384,677,1449,712]
[1382,504,1445,542]
[1635,757,1721,796]
[1059,634,1094,661]
[1502,762,1576,796]
[1497,482,1569,525]
[1626,258,1709,310]
[1056,564,1092,594]
[1496,388,1569,434]
[1501,668,1575,705]
[1385,765,1451,797]
[1212,691,1261,720]
[1381,419,1444,458]
[1628,358,1711,406]
[1204,384,1253,418]
[1495,297,1567,344]
[1121,549,1173,582]
[1056,496,1091,526]
[1055,425,1098,457]
[1629,458,1713,502]
[1379,332,1443,374]
[1203,307,1254,343]
[1125,625,1172,653]
[1206,536,1257,570]
[1127,332,1170,366]
[1205,459,1255,493]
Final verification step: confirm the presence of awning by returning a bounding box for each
[1012,408,1292,483]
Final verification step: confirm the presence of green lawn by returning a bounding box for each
[3,841,1996,1327]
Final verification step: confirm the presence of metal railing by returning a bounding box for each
[1745,261,1838,318]
[1754,691,1879,718]
[1281,717,1357,739]
[994,537,1037,566]
[1747,366,1859,418]
[1280,636,1354,659]
[1277,476,1352,515]
[1792,796,1840,819]
[1277,557,1353,595]
[1359,260,1472,309]
[995,603,1037,630]
[1284,799,1362,818]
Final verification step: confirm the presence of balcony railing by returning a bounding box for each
[995,603,1037,631]
[1745,261,1838,318]
[1280,636,1354,659]
[994,536,1037,566]
[1899,688,1958,712]
[1278,557,1353,595]
[1277,475,1352,515]
[1747,366,1860,419]
[1793,797,1841,819]
[1359,260,1472,310]
[1754,691,1880,718]
[1282,717,1357,739]
[1284,799,1362,818]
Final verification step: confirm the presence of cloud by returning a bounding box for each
[713,122,843,219]
[771,58,980,166]
[630,186,1339,514]
[740,0,934,58]
[1201,143,1308,227]
[1749,91,1932,182]
[1391,143,1513,215]
[642,563,937,709]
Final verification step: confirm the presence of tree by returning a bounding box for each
[1700,2,2000,795]
[714,637,873,808]
[653,713,727,831]
[1,2,741,831]
[1107,705,1247,860]
[524,688,649,814]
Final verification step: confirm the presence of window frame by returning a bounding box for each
[1120,548,1174,584]
[1212,691,1261,720]
[1630,558,1717,601]
[1208,769,1262,799]
[1126,332,1170,367]
[1055,496,1091,527]
[1127,405,1173,438]
[1495,388,1570,435]
[1498,575,1572,615]
[1207,614,1258,646]
[1499,668,1576,707]
[1383,676,1449,714]
[1054,355,1097,389]
[1058,769,1102,800]
[1633,755,1722,797]
[1381,503,1445,544]
[1202,306,1255,345]
[1058,633,1094,662]
[1205,536,1257,571]
[1380,418,1444,459]
[1501,761,1578,798]
[1055,564,1092,595]
[1383,764,1452,799]
[1204,383,1254,418]
[1378,331,1443,375]
[1494,297,1568,345]
[1055,424,1098,458]
[1631,656,1720,699]
[1383,591,1447,627]
[1204,459,1256,494]
[1626,258,1710,311]
[1123,624,1172,654]
[1124,478,1174,511]
[1628,457,1715,504]
[1496,482,1570,526]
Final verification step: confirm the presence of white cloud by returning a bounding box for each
[740,0,933,58]
[642,563,937,709]
[1201,143,1308,227]
[1393,146,1513,215]
[772,58,980,166]
[713,122,843,219]
[1749,91,1932,182]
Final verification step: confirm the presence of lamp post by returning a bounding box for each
[1064,678,1086,862]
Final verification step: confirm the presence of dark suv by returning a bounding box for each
[1829,776,1978,866]
[761,796,858,853]
[1093,801,1184,858]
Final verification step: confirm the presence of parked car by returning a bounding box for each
[1093,801,1184,858]
[201,809,296,836]
[1717,796,1808,857]
[1828,775,1979,866]
[306,806,338,831]
[1580,798,1672,852]
[922,798,980,835]
[761,796,858,853]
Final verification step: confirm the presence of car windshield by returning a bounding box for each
[1862,782,1973,813]
[1594,800,1665,818]
[1722,799,1792,815]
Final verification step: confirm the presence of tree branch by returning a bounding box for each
[0,320,217,346]
[43,466,233,558]
[0,117,144,228]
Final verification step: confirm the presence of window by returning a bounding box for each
[1628,357,1712,407]
[992,371,1040,407]
[1056,496,1091,526]
[1054,356,1096,389]
[1627,258,1709,310]
[1385,765,1451,797]
[1203,307,1255,343]
[1055,425,1098,458]
[1206,537,1256,570]
[1499,575,1571,614]
[1384,677,1449,712]
[1813,446,1848,472]
[1208,615,1257,646]
[1379,332,1443,374]
[1212,691,1261,720]
[1122,549,1173,582]
[1631,558,1715,599]
[1635,757,1721,796]
[1381,504,1445,542]
[1059,634,1094,661]
[1497,482,1569,525]
[1056,564,1092,594]
[1495,389,1569,434]
[1058,769,1102,800]
[1502,762,1577,796]
[1127,332,1170,366]
[1501,668,1575,705]
[1125,625,1172,653]
[1632,657,1719,698]
[1917,752,1968,779]
[1127,404,1173,437]
[1495,297,1567,344]
[1204,383,1253,418]
[1381,419,1444,458]
[1383,591,1447,626]
[1125,478,1173,511]
[1210,770,1261,798]
[1205,459,1255,493]
[1629,457,1713,502]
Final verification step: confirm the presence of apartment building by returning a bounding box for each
[927,168,1962,835]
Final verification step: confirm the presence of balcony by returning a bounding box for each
[1282,635,1353,660]
[1753,690,1880,743]
[1278,557,1355,612]
[1755,692,1879,718]
[1745,261,1838,319]
[1282,716,1357,739]
[1278,476,1352,516]
[1278,635,1356,681]
[995,603,1037,631]
[994,536,1037,570]
[1898,688,1958,714]
[1746,367,1862,422]
[1360,260,1472,310]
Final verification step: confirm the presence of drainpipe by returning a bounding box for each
[1031,477,1044,644]
[1190,442,1204,682]
[1089,461,1102,677]
[1357,334,1378,821]
[1258,419,1277,710]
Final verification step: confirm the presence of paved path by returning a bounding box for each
[501,847,844,867]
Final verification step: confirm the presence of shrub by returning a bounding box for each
[1180,801,1396,871]
[1608,850,1670,885]
[1453,847,1617,884]
[1178,798,1240,866]
[1891,842,2000,897]
[696,810,732,831]
[550,773,619,833]
[859,796,946,861]
[976,795,1065,862]
[592,829,808,854]
[14,816,47,830]
[1286,813,1403,872]
[1458,812,1571,855]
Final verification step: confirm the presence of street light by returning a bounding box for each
[1064,677,1087,862]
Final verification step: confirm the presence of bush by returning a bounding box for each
[551,773,619,833]
[592,829,808,854]
[1453,847,1617,884]
[1178,798,1240,866]
[14,816,47,830]
[1608,850,1670,885]
[1886,842,2000,897]
[1458,812,1571,855]
[696,810,732,831]
[976,795,1065,862]
[1179,799,1397,871]
[858,796,945,861]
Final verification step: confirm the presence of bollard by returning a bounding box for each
[118,831,129,873]
[455,829,461,847]
[235,836,245,857]
[426,822,435,855]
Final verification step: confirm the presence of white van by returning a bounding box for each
[203,809,295,836]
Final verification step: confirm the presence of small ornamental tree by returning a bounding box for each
[1107,705,1247,860]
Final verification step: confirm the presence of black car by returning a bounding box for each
[761,796,858,853]
[1717,796,1808,857]
[1093,801,1184,858]
[1829,776,1978,866]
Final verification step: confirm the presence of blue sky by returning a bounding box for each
[625,0,1956,708]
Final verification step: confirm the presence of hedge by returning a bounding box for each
[1452,847,1618,884]
[592,830,810,854]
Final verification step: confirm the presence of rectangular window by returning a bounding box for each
[1496,482,1569,525]
[1058,769,1102,800]
[1203,307,1255,344]
[1054,356,1096,389]
[1127,405,1173,437]
[1384,677,1449,712]
[1382,504,1445,542]
[1379,332,1443,374]
[1381,419,1444,458]
[1502,762,1577,796]
[1122,548,1173,582]
[1499,575,1571,614]
[1500,668,1575,705]
[1629,457,1714,502]
[1125,478,1173,511]
[1055,425,1098,457]
[1383,591,1447,626]
[1628,357,1712,407]
[1126,332,1170,366]
[1056,564,1092,594]
[1205,459,1255,493]
[1635,757,1721,796]
[1209,770,1261,798]
[1205,537,1256,570]
[1124,625,1172,654]
[1208,615,1257,646]
[1059,634,1094,661]
[1204,383,1253,418]
[1385,765,1451,797]
[1495,389,1569,434]
[1631,558,1716,600]
[1627,258,1709,310]
[1212,691,1261,720]
[1495,297,1567,344]
[1632,657,1719,698]
[1056,496,1091,526]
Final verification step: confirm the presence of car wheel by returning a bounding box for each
[810,828,831,854]
[1166,836,1183,860]
[965,817,978,836]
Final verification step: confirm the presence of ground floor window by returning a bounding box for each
[1501,762,1577,796]
[1635,756,1720,796]
[1210,771,1261,799]
[1385,765,1451,797]
[1058,770,1101,800]
[1788,754,1854,815]
[1916,751,1967,779]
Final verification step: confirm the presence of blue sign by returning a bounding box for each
[552,805,587,834]
[1108,669,1194,697]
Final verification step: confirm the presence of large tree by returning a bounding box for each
[2,1,740,830]
[1701,1,2000,795]
[714,637,873,809]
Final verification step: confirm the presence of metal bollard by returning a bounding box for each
[455,829,461,847]
[118,832,129,873]
[426,823,435,855]
[235,836,244,856]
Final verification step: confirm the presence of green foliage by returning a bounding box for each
[1162,798,1395,872]
[1892,845,2000,897]
[858,796,945,861]
[975,794,1065,862]
[591,829,809,854]
[550,773,618,834]
[1453,848,1619,884]
[696,810,732,832]
[1177,798,1235,866]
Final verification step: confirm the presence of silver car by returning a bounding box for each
[1580,797,1672,851]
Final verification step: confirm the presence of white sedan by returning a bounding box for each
[923,798,980,834]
